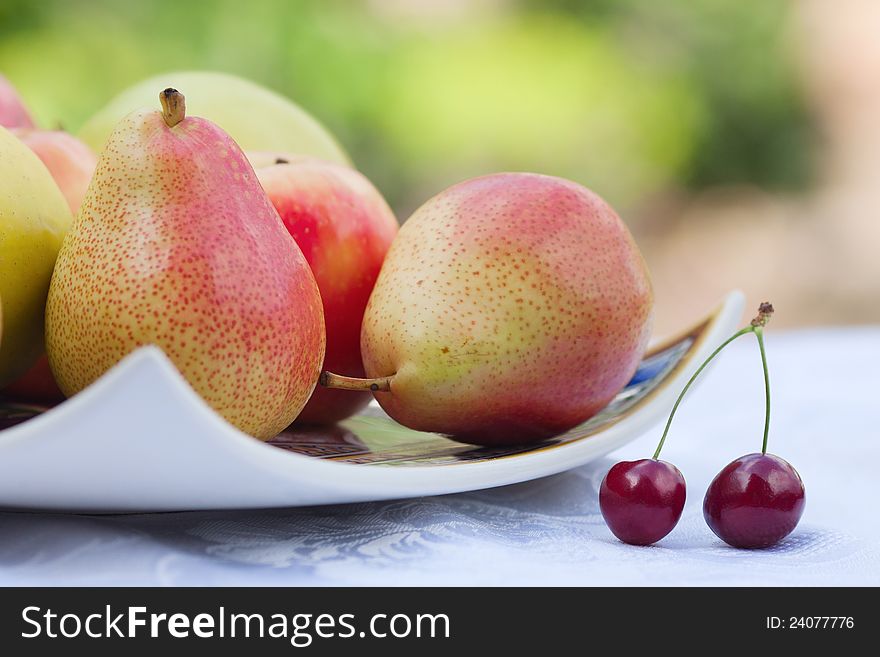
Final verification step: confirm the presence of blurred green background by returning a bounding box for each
[6,0,877,329]
[0,0,810,217]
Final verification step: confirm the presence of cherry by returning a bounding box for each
[703,453,805,548]
[598,301,805,549]
[701,304,805,548]
[600,459,686,545]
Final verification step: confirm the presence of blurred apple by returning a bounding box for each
[1,355,63,404]
[0,74,35,129]
[250,153,398,425]
[0,75,97,213]
[13,129,97,214]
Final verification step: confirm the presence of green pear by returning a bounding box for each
[78,71,349,165]
[47,89,325,439]
[0,125,72,386]
[323,173,654,445]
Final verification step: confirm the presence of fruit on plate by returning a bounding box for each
[13,129,97,214]
[46,89,325,440]
[0,74,35,129]
[251,153,398,425]
[0,126,72,387]
[1,355,63,404]
[323,172,654,445]
[79,71,349,165]
[0,131,97,403]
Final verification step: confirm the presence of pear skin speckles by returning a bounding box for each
[45,106,325,440]
[361,172,653,445]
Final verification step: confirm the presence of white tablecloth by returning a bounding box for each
[1,327,878,586]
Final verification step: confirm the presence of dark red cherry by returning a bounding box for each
[599,459,686,545]
[703,453,805,549]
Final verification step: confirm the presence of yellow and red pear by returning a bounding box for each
[46,89,325,439]
[326,173,653,445]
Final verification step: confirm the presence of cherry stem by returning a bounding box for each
[754,326,771,454]
[652,301,775,460]
[319,371,393,393]
[652,327,752,460]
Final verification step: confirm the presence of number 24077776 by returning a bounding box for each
[766,617,854,630]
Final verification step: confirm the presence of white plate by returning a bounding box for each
[0,292,743,512]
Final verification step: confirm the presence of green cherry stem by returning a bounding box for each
[652,327,751,460]
[651,302,775,461]
[754,326,771,454]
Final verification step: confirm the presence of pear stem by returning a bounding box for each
[319,371,393,393]
[159,88,186,127]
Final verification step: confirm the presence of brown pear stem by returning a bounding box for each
[319,371,393,393]
[159,88,186,127]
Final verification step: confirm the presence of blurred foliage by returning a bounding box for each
[0,0,812,218]
[552,0,813,190]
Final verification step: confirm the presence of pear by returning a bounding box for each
[79,71,349,165]
[46,89,325,439]
[0,132,96,403]
[0,126,72,386]
[323,173,653,445]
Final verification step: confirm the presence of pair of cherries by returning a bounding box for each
[599,303,806,549]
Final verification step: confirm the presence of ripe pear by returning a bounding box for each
[0,126,72,386]
[46,89,326,439]
[325,173,654,445]
[0,131,96,403]
[79,71,349,165]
